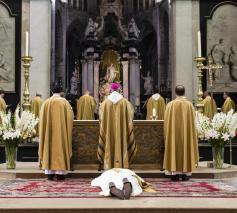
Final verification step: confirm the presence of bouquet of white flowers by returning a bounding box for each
[196,110,237,169]
[196,110,237,146]
[0,106,39,142]
[0,106,39,169]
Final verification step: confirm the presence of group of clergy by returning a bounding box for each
[0,84,235,183]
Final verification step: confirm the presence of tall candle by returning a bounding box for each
[152,108,156,117]
[26,31,29,56]
[197,31,201,57]
[135,97,140,106]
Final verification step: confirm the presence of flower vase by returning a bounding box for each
[4,140,19,169]
[212,146,224,169]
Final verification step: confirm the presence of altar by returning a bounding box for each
[72,120,164,170]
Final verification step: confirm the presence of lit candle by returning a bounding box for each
[135,97,140,106]
[25,31,29,56]
[197,31,201,57]
[152,108,156,117]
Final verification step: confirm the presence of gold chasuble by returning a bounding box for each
[163,97,199,173]
[31,96,44,136]
[202,96,217,119]
[39,95,73,171]
[222,97,235,113]
[146,93,166,120]
[76,94,96,120]
[0,96,6,112]
[97,91,137,170]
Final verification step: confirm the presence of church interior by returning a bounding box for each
[1,0,237,212]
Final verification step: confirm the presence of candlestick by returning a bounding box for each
[22,56,33,111]
[135,97,140,106]
[25,31,29,56]
[197,31,201,57]
[194,57,206,113]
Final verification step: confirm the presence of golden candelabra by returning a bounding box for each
[194,57,206,113]
[21,56,33,111]
[202,56,223,118]
[202,56,223,89]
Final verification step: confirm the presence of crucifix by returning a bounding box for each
[202,56,223,118]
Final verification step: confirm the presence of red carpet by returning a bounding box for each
[1,178,237,198]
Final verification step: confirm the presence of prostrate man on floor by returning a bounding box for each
[91,168,153,200]
[97,82,137,170]
[163,85,199,181]
[222,92,235,113]
[202,91,217,119]
[76,90,97,120]
[0,90,6,112]
[39,85,74,181]
[146,88,166,120]
[31,92,44,137]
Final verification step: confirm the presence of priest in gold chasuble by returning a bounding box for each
[76,90,97,120]
[0,90,6,112]
[146,89,166,120]
[97,82,137,170]
[39,85,73,181]
[163,85,199,181]
[31,92,44,136]
[202,91,217,119]
[222,92,235,113]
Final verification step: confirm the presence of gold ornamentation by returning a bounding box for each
[21,56,33,111]
[194,57,206,113]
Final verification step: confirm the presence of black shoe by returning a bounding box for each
[181,175,190,181]
[123,178,132,200]
[171,174,180,181]
[56,174,65,181]
[47,174,55,181]
[109,182,124,200]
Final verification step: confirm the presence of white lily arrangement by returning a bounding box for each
[0,106,39,143]
[196,110,237,146]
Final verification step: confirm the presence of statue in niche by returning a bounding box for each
[70,64,80,95]
[128,18,140,39]
[209,38,228,80]
[85,18,99,39]
[141,71,153,95]
[229,45,237,81]
[104,64,118,83]
[0,52,12,82]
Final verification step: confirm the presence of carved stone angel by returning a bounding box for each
[128,18,140,39]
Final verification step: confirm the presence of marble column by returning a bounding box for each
[81,59,88,94]
[170,0,199,102]
[93,61,100,104]
[122,61,129,99]
[129,57,140,106]
[87,58,94,95]
[23,0,51,100]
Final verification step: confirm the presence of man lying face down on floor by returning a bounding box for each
[91,168,153,200]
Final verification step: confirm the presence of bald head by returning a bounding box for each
[175,85,185,96]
